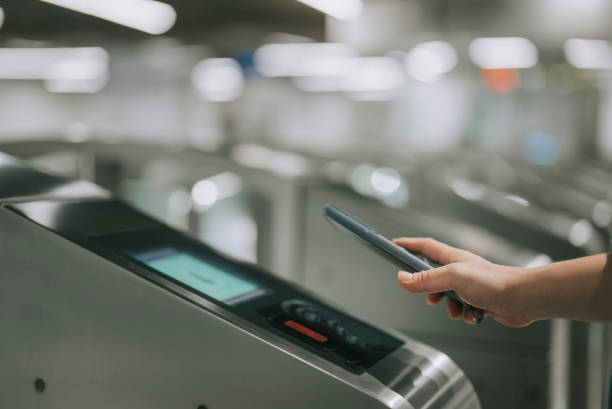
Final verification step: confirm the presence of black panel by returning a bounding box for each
[92,228,404,374]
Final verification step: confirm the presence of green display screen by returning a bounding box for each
[143,251,260,303]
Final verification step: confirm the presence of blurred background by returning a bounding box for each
[1,0,612,408]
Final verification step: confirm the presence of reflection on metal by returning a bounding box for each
[549,319,571,409]
[230,144,311,178]
[0,152,109,202]
[449,177,486,202]
[586,323,605,409]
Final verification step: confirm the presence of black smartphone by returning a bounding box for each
[323,204,484,324]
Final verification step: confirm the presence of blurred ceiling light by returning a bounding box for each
[254,43,357,77]
[0,47,109,93]
[295,0,363,21]
[371,167,402,194]
[44,59,108,93]
[592,200,612,227]
[405,41,458,83]
[191,58,244,102]
[40,0,176,35]
[564,38,612,69]
[469,37,538,69]
[191,172,243,208]
[569,219,593,247]
[293,57,405,93]
[0,7,4,29]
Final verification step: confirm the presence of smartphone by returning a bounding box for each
[323,204,484,324]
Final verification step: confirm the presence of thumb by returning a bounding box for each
[397,265,457,294]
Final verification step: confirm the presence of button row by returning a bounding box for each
[283,300,369,352]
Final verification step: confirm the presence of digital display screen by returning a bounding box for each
[137,249,261,303]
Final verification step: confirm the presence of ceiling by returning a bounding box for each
[0,0,325,46]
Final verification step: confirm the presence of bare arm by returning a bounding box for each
[393,237,612,327]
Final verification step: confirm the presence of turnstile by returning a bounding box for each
[0,152,480,409]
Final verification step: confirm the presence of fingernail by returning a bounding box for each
[398,271,412,281]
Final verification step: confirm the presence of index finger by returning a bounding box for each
[392,237,462,265]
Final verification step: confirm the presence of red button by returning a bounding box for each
[284,320,328,343]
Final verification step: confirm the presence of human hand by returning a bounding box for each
[392,237,532,327]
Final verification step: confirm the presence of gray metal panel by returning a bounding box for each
[0,151,480,409]
[0,151,109,203]
[0,206,480,409]
[0,208,392,409]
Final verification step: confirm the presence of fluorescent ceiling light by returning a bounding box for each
[293,57,405,93]
[40,0,176,35]
[191,58,244,102]
[254,42,357,77]
[44,59,109,93]
[0,47,109,93]
[0,47,108,79]
[564,38,612,69]
[469,37,538,69]
[405,41,458,83]
[295,0,363,21]
[0,7,5,29]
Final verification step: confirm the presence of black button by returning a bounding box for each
[326,319,340,330]
[347,336,368,350]
[336,326,348,338]
[304,311,322,324]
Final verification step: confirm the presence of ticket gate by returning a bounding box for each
[0,152,480,409]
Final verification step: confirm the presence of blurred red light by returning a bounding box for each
[479,68,520,93]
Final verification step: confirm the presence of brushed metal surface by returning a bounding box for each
[0,209,392,409]
[0,206,480,409]
[0,152,480,409]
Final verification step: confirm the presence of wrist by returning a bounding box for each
[510,266,556,322]
[515,254,612,322]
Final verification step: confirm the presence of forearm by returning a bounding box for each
[517,253,612,322]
